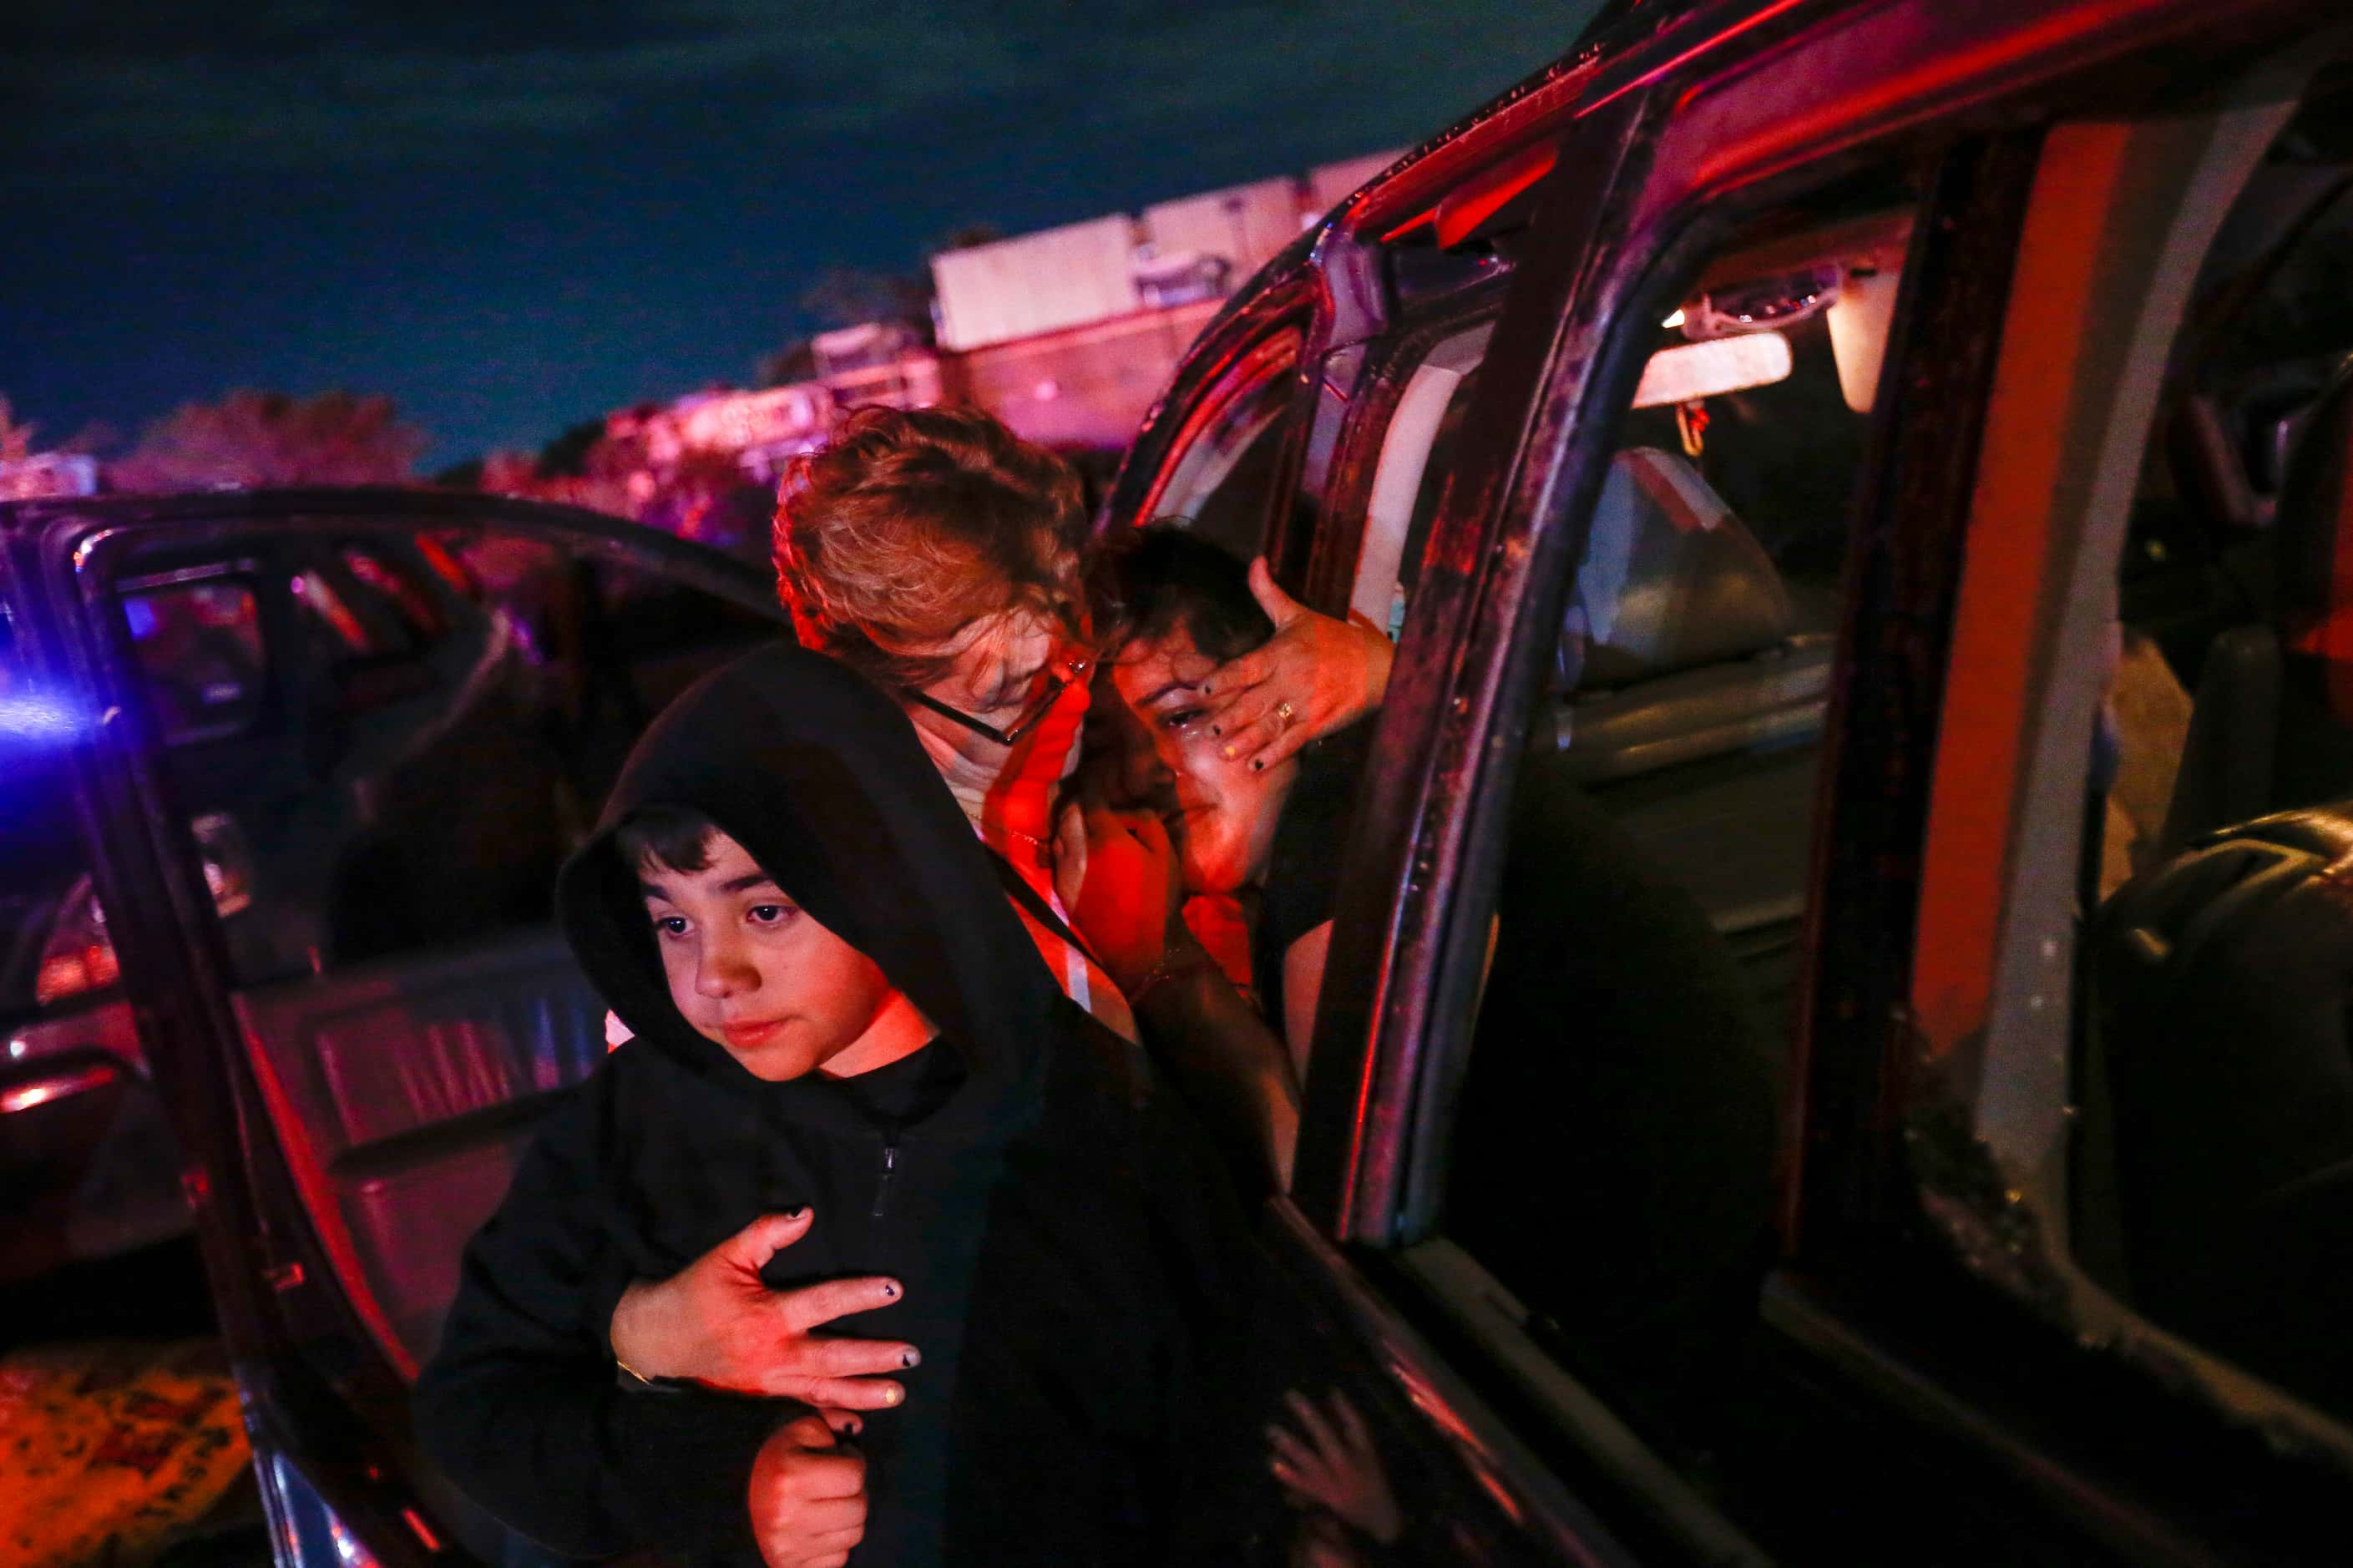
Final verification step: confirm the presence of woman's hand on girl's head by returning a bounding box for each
[608,1207,917,1409]
[1195,559,1393,773]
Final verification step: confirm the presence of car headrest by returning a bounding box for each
[1566,448,1796,690]
[2096,801,2353,1352]
[2278,358,2353,721]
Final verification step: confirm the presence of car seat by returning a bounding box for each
[1558,446,1805,695]
[2270,358,2353,807]
[2157,357,2353,852]
[2093,801,2353,1414]
[1547,448,1836,1019]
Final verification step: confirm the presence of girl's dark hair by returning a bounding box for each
[1103,524,1274,664]
[615,804,719,876]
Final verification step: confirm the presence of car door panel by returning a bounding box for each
[231,929,606,1374]
[1394,1238,1775,1568]
[1251,1201,1641,1565]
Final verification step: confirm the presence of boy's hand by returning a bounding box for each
[747,1413,867,1568]
[610,1208,917,1409]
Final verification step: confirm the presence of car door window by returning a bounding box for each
[1,601,192,1280]
[1149,327,1308,559]
[13,587,265,1013]
[1349,321,1495,637]
[114,521,783,1376]
[122,577,267,743]
[1526,204,1909,1026]
[1957,71,2353,1439]
[1319,195,1920,1551]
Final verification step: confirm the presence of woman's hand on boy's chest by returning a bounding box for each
[606,1207,921,1412]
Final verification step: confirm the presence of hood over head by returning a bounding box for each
[557,642,1061,1095]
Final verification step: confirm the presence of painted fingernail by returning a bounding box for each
[784,1206,808,1219]
[884,1386,903,1405]
[1209,725,1222,736]
[1250,759,1264,771]
[1221,744,1237,760]
[1201,683,1214,695]
[901,1348,920,1368]
[881,1282,898,1298]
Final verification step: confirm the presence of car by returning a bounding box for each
[1096,0,2353,1560]
[7,0,2353,1560]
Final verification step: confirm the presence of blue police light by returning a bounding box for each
[0,690,96,752]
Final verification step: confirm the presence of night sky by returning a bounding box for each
[6,3,1592,471]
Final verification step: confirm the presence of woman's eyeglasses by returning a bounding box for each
[904,645,1093,749]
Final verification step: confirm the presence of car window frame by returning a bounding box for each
[1100,270,1322,540]
[117,560,271,746]
[1297,282,1515,617]
[1126,321,1313,562]
[1291,85,1660,1242]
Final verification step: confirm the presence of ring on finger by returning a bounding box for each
[1273,700,1297,727]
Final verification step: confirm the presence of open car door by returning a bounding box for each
[10,488,787,1565]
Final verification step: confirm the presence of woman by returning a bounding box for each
[770,407,1390,1176]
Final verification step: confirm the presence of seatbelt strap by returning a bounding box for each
[985,847,1106,974]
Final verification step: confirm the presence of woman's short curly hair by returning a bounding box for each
[772,406,1090,690]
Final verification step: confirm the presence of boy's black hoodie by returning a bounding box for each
[413,643,1256,1565]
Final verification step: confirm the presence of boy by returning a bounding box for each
[415,643,1253,1566]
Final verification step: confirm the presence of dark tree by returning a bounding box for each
[536,417,609,479]
[757,338,820,388]
[798,266,931,331]
[115,390,425,489]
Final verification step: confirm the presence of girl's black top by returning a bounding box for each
[413,643,1257,1566]
[1253,718,1378,1033]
